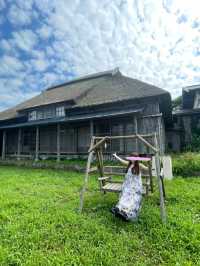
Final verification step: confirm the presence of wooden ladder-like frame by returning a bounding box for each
[79,133,166,224]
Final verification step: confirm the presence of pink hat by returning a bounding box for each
[126,156,151,161]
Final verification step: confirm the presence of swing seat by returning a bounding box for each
[98,174,152,194]
[98,176,123,192]
[102,182,122,192]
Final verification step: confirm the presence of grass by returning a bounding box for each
[0,166,200,265]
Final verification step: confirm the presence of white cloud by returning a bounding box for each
[0,0,200,111]
[8,4,32,26]
[37,24,52,39]
[32,58,49,71]
[0,0,5,10]
[0,39,12,52]
[12,30,38,52]
[14,0,34,10]
[0,55,24,76]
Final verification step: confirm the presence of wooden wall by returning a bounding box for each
[40,125,57,154]
[22,128,36,154]
[6,129,18,154]
[3,102,165,157]
[0,131,2,155]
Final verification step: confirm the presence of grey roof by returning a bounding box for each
[173,108,200,116]
[183,84,200,92]
[0,68,170,121]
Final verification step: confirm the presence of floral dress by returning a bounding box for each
[113,165,143,221]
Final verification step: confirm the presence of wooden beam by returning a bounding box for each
[96,149,104,177]
[1,130,6,160]
[79,137,95,212]
[137,134,158,153]
[88,166,98,173]
[35,126,39,162]
[148,159,153,193]
[94,133,155,140]
[17,128,22,161]
[134,116,138,151]
[155,152,166,223]
[88,136,107,152]
[154,134,166,223]
[142,113,162,118]
[90,120,94,138]
[57,123,61,162]
[158,116,164,155]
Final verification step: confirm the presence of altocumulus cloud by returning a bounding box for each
[0,0,199,111]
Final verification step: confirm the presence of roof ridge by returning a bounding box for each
[46,68,120,91]
[183,84,200,92]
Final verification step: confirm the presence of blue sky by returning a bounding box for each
[0,0,199,111]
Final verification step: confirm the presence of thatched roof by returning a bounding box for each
[0,69,170,121]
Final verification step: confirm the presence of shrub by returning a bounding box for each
[172,152,200,176]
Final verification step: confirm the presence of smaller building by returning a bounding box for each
[167,85,200,152]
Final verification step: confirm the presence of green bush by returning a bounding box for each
[172,152,200,176]
[184,133,200,152]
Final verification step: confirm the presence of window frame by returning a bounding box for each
[28,111,37,121]
[56,106,65,117]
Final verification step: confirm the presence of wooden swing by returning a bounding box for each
[79,133,166,223]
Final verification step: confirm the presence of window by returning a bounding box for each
[37,110,43,120]
[56,106,65,117]
[44,108,53,119]
[28,106,65,121]
[28,111,37,121]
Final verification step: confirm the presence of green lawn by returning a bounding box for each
[0,166,200,265]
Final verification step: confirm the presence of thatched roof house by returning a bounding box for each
[0,68,171,160]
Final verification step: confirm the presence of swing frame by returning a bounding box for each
[79,132,166,223]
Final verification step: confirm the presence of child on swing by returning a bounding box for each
[112,153,150,221]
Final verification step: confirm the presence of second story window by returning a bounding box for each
[56,106,65,117]
[37,110,43,120]
[28,111,37,121]
[44,108,53,119]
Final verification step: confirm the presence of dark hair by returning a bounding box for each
[126,153,140,175]
[126,160,140,175]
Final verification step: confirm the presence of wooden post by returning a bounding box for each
[76,127,78,153]
[109,119,112,160]
[35,126,39,162]
[134,116,138,151]
[79,137,95,212]
[17,128,22,161]
[96,149,104,177]
[154,134,166,223]
[148,160,154,193]
[1,130,6,160]
[90,120,94,138]
[57,123,61,162]
[90,120,94,162]
[147,147,153,193]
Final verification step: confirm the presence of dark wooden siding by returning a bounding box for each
[22,128,36,154]
[60,125,76,153]
[6,129,18,154]
[3,101,165,157]
[40,125,57,153]
[0,131,2,155]
[77,126,90,152]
